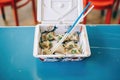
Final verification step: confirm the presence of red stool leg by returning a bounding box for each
[113,0,120,18]
[12,1,19,26]
[1,7,6,21]
[101,10,105,17]
[31,0,37,24]
[118,17,120,24]
[105,8,112,24]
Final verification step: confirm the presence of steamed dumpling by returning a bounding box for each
[42,48,51,55]
[46,32,55,41]
[41,33,47,41]
[65,32,80,42]
[63,41,77,49]
[67,47,82,54]
[55,34,63,41]
[51,41,65,54]
[40,40,52,49]
[41,26,57,41]
[70,32,80,42]
[55,45,65,54]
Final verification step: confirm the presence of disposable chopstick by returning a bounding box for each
[51,2,94,54]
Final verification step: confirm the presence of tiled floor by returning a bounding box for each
[0,2,119,26]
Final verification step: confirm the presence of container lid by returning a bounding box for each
[37,0,83,24]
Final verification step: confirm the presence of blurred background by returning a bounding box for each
[0,0,119,26]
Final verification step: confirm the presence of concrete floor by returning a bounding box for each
[0,1,119,26]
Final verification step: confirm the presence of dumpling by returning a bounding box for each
[46,32,55,41]
[42,48,51,55]
[39,40,52,49]
[41,32,55,41]
[50,41,65,54]
[67,47,82,54]
[41,33,47,41]
[70,32,80,42]
[64,32,80,42]
[63,41,77,49]
[55,45,65,54]
[55,34,63,41]
[64,34,71,42]
[41,26,57,41]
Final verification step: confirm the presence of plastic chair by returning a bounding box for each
[0,0,37,26]
[83,0,114,24]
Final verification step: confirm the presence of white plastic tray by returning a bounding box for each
[33,24,91,61]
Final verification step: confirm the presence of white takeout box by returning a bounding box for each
[33,0,91,61]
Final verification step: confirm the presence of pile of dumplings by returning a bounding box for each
[39,26,82,55]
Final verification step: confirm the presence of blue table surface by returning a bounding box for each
[0,25,120,80]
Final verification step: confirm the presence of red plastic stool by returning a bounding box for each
[83,0,114,24]
[0,0,37,26]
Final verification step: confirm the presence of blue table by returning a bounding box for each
[0,25,120,80]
